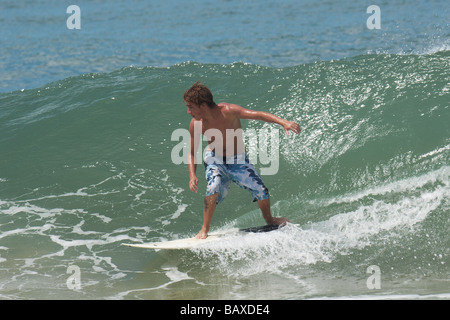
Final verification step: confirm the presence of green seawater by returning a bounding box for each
[0,52,449,299]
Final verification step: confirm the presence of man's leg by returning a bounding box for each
[257,198,290,225]
[196,193,219,239]
[228,158,289,226]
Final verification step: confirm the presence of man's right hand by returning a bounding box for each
[189,176,199,193]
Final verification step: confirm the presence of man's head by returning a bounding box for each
[184,81,216,119]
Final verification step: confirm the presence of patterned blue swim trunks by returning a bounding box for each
[204,151,270,204]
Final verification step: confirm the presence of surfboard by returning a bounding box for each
[122,224,289,250]
[122,233,226,250]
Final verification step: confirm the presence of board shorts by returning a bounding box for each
[204,150,270,204]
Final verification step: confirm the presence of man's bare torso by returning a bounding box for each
[194,103,245,157]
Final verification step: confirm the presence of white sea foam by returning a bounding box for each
[192,167,449,278]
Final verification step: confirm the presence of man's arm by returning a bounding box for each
[229,104,301,136]
[188,119,199,193]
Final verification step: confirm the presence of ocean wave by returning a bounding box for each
[0,51,448,299]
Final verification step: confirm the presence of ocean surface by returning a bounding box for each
[0,0,449,300]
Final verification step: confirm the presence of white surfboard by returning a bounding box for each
[122,233,228,250]
[122,224,296,250]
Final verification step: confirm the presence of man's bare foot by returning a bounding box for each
[267,217,290,226]
[195,229,209,239]
[195,232,208,239]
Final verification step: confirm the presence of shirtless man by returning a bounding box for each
[184,82,301,239]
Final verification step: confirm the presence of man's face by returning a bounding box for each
[185,101,202,120]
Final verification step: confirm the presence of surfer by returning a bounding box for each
[184,81,301,239]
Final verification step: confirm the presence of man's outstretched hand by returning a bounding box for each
[282,121,301,136]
